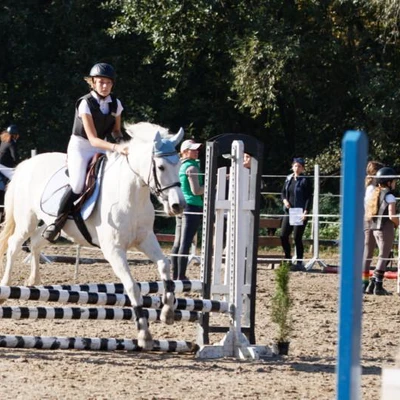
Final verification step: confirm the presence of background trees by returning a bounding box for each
[1,0,400,174]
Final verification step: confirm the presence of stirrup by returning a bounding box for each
[42,224,61,243]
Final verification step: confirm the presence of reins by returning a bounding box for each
[124,151,181,201]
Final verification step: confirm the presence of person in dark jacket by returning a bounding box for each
[43,63,129,242]
[0,124,20,221]
[364,167,399,295]
[280,157,312,271]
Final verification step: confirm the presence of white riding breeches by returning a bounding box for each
[67,135,106,194]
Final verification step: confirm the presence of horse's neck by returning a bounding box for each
[108,151,151,208]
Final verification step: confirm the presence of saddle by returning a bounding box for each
[75,153,106,211]
[40,154,106,246]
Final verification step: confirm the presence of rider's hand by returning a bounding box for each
[115,143,129,155]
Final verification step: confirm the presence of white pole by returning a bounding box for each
[305,164,327,271]
[397,229,400,295]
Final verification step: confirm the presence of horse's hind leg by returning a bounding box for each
[102,246,153,350]
[136,233,175,326]
[24,227,49,286]
[1,216,40,288]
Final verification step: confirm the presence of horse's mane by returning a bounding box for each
[124,122,170,142]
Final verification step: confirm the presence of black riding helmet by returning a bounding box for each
[89,63,116,82]
[6,125,19,135]
[376,167,397,184]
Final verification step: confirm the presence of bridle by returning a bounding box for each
[125,150,181,201]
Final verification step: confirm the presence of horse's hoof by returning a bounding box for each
[137,330,153,351]
[160,305,175,325]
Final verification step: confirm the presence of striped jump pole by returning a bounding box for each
[38,279,203,295]
[0,306,199,322]
[0,334,198,353]
[0,286,230,313]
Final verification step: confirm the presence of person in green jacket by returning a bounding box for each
[171,139,204,280]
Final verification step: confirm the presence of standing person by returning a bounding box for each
[171,139,204,280]
[43,63,129,242]
[0,124,20,221]
[362,160,384,293]
[365,167,399,295]
[280,157,312,271]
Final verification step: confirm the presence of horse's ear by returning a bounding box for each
[154,131,163,151]
[169,127,184,148]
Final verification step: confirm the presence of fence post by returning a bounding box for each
[305,164,327,271]
[336,130,367,400]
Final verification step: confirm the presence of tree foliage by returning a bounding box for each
[1,1,400,173]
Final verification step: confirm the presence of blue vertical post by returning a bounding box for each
[336,131,368,400]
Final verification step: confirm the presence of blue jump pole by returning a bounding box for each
[336,130,368,400]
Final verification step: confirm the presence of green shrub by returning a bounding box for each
[271,262,293,342]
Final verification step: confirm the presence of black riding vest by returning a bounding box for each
[72,93,118,140]
[370,187,393,230]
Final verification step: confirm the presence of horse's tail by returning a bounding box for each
[0,177,16,265]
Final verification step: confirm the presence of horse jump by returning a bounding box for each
[0,138,270,359]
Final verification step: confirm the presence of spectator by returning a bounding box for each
[42,63,128,242]
[362,160,384,293]
[0,124,20,221]
[280,157,312,271]
[365,167,399,295]
[171,139,204,280]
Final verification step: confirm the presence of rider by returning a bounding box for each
[43,63,129,242]
[0,124,20,221]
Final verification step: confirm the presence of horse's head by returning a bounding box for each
[125,122,186,216]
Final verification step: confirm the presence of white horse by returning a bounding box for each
[0,122,186,350]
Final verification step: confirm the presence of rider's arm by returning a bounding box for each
[111,115,123,143]
[81,112,127,155]
[81,113,114,151]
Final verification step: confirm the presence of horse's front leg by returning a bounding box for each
[101,246,153,350]
[136,232,175,326]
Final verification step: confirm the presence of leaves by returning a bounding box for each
[271,262,293,342]
[2,1,400,173]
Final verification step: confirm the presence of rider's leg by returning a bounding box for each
[42,187,79,242]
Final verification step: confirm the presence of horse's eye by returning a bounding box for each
[158,165,165,171]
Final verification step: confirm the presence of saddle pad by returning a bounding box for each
[0,163,14,180]
[40,167,70,217]
[40,165,104,220]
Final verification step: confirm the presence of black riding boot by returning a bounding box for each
[42,188,79,243]
[374,280,392,296]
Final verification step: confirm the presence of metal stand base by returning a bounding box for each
[305,257,328,271]
[196,331,273,360]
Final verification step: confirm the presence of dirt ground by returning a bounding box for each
[0,244,398,400]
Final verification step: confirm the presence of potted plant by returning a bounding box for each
[271,261,293,355]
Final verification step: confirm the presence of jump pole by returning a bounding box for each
[0,334,197,353]
[0,286,230,313]
[336,130,367,400]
